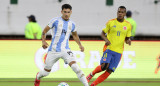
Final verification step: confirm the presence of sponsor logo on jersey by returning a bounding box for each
[113,25,116,28]
[113,67,116,70]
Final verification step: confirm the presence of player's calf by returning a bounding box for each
[34,73,41,86]
[71,63,89,86]
[86,72,94,82]
[36,69,50,80]
[90,83,96,86]
[34,69,50,86]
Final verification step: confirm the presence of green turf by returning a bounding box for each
[0,78,160,86]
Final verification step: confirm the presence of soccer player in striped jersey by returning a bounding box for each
[34,4,89,86]
[86,6,132,86]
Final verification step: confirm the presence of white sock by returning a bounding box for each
[37,70,50,80]
[71,63,89,86]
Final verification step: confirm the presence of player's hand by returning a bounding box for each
[42,41,49,49]
[79,45,84,52]
[126,39,131,45]
[105,40,111,46]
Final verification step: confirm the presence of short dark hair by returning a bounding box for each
[126,10,132,17]
[62,4,72,10]
[27,15,37,22]
[118,6,126,12]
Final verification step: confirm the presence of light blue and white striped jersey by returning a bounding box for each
[48,17,76,52]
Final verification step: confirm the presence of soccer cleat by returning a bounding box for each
[34,72,40,86]
[86,73,93,82]
[90,83,96,86]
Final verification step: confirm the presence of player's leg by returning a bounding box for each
[34,51,60,86]
[158,66,160,73]
[90,65,112,86]
[62,50,89,86]
[155,65,160,74]
[69,61,89,86]
[155,67,158,74]
[86,50,112,82]
[91,50,122,86]
[86,65,102,82]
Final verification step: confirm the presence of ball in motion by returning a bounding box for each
[58,82,69,86]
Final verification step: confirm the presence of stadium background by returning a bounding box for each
[0,0,160,86]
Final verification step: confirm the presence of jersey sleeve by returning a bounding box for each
[127,24,132,37]
[47,18,57,29]
[25,24,31,39]
[25,23,34,39]
[71,22,77,32]
[102,21,110,34]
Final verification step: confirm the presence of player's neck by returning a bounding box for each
[61,17,69,21]
[117,18,124,22]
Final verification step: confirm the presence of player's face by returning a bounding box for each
[117,8,126,20]
[61,8,72,21]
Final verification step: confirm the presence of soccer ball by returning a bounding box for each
[58,82,69,86]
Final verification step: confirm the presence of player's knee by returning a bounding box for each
[71,63,85,78]
[101,63,108,71]
[41,68,50,76]
[71,63,81,74]
[69,61,76,67]
[101,66,106,71]
[44,68,51,72]
[107,69,113,74]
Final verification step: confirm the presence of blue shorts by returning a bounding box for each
[100,49,122,72]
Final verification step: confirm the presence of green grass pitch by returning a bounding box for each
[0,78,160,86]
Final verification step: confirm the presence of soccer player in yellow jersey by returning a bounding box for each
[86,6,131,86]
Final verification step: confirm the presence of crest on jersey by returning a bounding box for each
[123,26,127,30]
[103,58,106,61]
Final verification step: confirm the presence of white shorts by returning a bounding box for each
[44,49,76,70]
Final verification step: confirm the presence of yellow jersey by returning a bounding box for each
[103,18,131,54]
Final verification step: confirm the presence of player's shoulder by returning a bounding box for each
[125,20,132,26]
[124,19,132,29]
[109,18,116,21]
[106,18,116,25]
[69,19,76,25]
[124,19,131,24]
[50,17,60,22]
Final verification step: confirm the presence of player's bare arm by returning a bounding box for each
[101,31,111,46]
[42,26,50,49]
[72,31,84,52]
[125,37,131,45]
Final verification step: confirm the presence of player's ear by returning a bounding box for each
[124,9,126,16]
[124,11,126,16]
